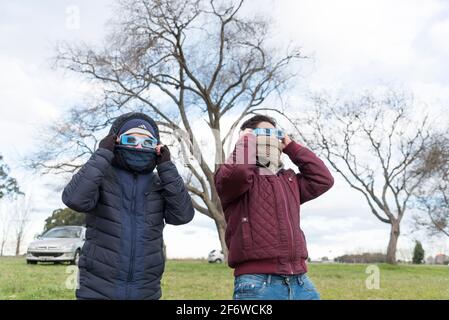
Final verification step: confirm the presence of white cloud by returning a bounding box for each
[270,0,449,94]
[429,18,449,55]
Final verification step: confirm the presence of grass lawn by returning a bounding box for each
[0,256,448,300]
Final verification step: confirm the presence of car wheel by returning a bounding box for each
[27,260,37,265]
[214,258,222,263]
[71,250,80,266]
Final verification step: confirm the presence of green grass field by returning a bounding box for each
[0,257,448,300]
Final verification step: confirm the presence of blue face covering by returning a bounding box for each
[113,145,157,173]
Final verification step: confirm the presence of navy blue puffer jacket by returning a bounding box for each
[62,113,195,300]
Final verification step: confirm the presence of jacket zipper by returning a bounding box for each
[279,177,294,274]
[127,173,138,283]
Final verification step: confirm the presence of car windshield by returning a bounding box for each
[41,228,81,239]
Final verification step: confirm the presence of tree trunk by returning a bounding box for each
[16,231,23,256]
[215,219,228,263]
[15,237,21,256]
[386,221,400,264]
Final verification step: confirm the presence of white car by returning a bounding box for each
[208,249,224,263]
[26,226,86,265]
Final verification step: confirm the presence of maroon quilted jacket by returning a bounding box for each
[214,134,334,276]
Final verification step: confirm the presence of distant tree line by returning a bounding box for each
[334,253,387,264]
[43,208,85,232]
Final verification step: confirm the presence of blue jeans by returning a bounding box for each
[233,273,320,300]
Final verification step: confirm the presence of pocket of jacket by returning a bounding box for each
[144,191,165,226]
[299,230,309,259]
[241,217,252,250]
[84,244,95,272]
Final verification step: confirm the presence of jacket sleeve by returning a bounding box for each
[61,148,114,213]
[214,133,258,207]
[157,161,195,226]
[283,141,334,204]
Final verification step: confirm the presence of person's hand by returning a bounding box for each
[281,134,293,150]
[239,128,254,138]
[99,134,118,152]
[156,145,171,165]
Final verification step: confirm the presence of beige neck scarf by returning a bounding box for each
[256,135,283,174]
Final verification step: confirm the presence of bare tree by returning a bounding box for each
[289,90,433,264]
[1,154,23,256]
[413,133,449,238]
[27,0,305,259]
[12,195,33,256]
[0,203,13,256]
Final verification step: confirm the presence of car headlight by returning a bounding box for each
[60,245,74,251]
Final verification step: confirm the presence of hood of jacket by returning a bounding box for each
[109,112,161,143]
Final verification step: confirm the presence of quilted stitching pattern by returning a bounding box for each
[249,177,280,249]
[62,147,194,300]
[217,141,334,275]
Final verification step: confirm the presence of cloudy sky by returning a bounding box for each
[1,0,449,260]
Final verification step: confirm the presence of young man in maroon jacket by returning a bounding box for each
[214,115,334,300]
